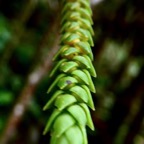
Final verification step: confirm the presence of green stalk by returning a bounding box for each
[43,0,96,143]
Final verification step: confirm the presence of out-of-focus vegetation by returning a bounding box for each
[0,0,144,144]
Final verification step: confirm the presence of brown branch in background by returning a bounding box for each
[133,115,144,144]
[124,84,144,144]
[114,83,144,144]
[0,29,60,144]
[32,14,60,67]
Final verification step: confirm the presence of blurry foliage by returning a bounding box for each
[0,15,11,52]
[0,0,144,144]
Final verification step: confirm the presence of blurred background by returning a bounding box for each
[0,0,144,144]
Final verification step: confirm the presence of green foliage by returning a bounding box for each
[0,15,11,51]
[0,91,14,105]
[43,0,96,143]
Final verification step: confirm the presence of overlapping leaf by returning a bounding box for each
[43,0,96,143]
